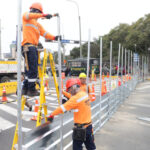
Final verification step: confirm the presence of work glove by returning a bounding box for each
[47,114,54,122]
[55,35,62,41]
[62,96,69,104]
[43,14,53,19]
[37,42,43,49]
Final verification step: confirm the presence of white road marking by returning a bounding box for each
[46,96,57,101]
[0,104,17,116]
[0,117,15,130]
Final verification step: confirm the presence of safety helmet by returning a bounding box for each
[66,78,81,91]
[30,2,43,13]
[79,73,87,78]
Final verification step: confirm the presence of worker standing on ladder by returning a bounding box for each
[22,2,60,96]
[47,78,96,150]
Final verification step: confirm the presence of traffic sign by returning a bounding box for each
[133,53,139,62]
[61,40,70,43]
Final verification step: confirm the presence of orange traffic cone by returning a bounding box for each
[129,74,131,80]
[104,80,107,94]
[2,86,7,102]
[118,77,121,86]
[45,80,49,91]
[107,72,109,78]
[101,79,107,96]
[31,99,39,121]
[91,84,96,102]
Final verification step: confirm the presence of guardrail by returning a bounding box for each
[18,76,138,150]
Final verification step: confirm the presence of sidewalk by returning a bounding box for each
[95,80,150,150]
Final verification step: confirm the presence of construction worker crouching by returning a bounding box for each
[22,2,61,97]
[47,78,96,150]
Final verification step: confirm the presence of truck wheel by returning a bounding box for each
[1,76,10,83]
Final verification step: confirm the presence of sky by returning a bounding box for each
[0,0,150,55]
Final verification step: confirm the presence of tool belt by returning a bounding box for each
[24,43,37,47]
[73,122,91,141]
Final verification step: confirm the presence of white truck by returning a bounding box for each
[0,59,24,83]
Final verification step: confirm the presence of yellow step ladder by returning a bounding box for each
[12,48,60,149]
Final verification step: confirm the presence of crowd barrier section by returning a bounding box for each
[0,82,17,96]
[17,76,140,150]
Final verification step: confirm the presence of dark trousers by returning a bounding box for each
[22,46,38,91]
[73,125,96,150]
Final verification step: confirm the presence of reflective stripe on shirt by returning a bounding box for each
[25,23,39,30]
[26,13,29,20]
[73,109,79,112]
[43,32,48,38]
[77,95,88,103]
[28,78,37,82]
[60,105,66,112]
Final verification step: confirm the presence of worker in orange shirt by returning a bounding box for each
[47,78,96,150]
[22,2,61,96]
[79,72,96,102]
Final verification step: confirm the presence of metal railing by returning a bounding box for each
[20,75,140,150]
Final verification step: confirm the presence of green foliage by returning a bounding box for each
[70,13,150,59]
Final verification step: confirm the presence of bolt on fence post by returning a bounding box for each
[17,0,22,149]
[57,15,63,150]
[99,36,102,129]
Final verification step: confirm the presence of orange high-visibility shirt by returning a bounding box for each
[80,84,92,93]
[22,12,55,46]
[51,91,92,124]
[80,84,95,102]
[62,90,71,99]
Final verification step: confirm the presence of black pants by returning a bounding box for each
[73,125,96,150]
[22,46,38,91]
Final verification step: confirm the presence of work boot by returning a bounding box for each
[25,102,32,111]
[27,90,40,97]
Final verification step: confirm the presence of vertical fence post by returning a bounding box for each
[117,44,121,105]
[131,51,133,90]
[124,49,127,98]
[17,0,22,149]
[86,29,91,92]
[99,36,102,129]
[57,15,63,150]
[121,47,124,101]
[128,50,130,95]
[108,41,112,118]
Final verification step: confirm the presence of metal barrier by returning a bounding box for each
[0,82,17,96]
[19,76,138,150]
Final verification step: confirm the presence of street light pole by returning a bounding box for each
[67,0,82,58]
